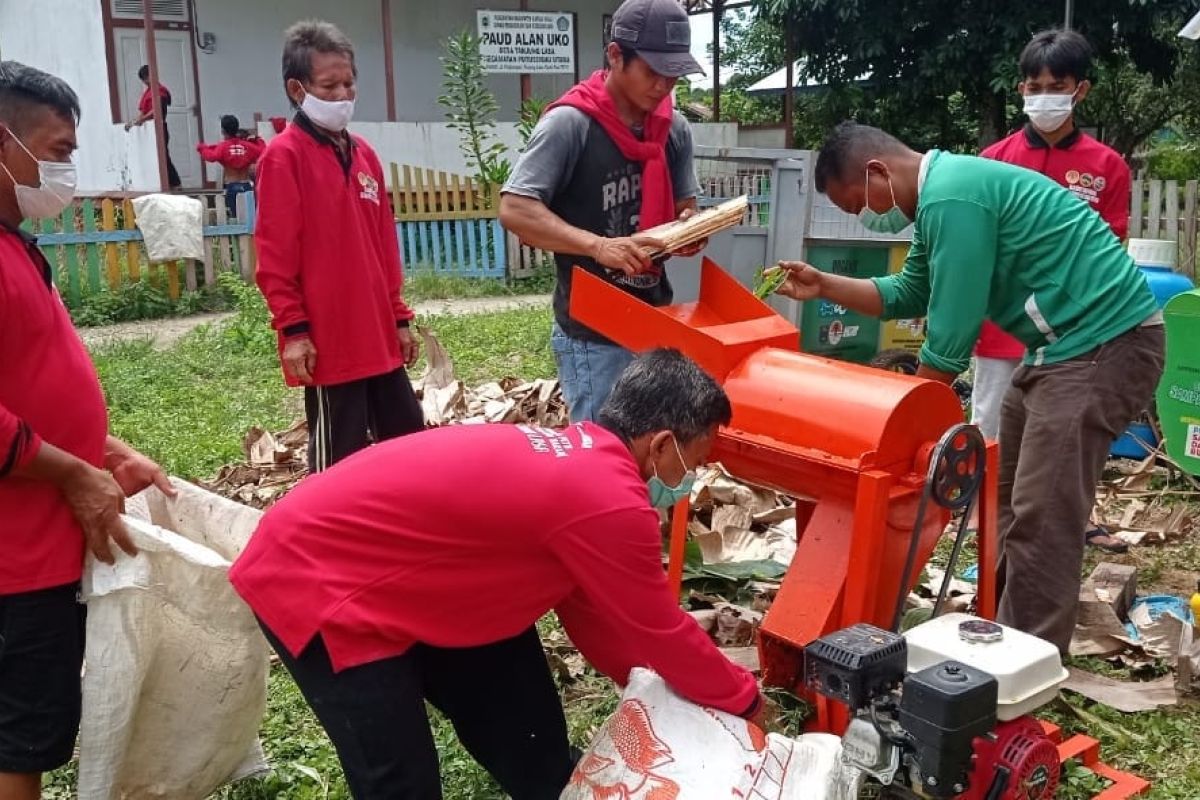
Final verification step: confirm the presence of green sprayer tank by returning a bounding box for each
[1156,288,1200,473]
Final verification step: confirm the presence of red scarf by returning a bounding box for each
[547,70,676,230]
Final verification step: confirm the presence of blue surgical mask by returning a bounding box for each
[647,435,697,509]
[858,168,911,234]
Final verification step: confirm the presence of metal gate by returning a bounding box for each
[671,145,915,360]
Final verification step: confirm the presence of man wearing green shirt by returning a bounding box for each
[773,122,1164,653]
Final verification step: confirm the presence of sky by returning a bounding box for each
[688,11,741,84]
[691,12,715,72]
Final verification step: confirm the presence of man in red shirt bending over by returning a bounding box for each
[197,114,264,216]
[974,29,1131,553]
[0,61,172,800]
[230,349,768,800]
[255,21,422,472]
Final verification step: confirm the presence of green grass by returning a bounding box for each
[89,273,555,478]
[94,332,296,478]
[403,265,555,303]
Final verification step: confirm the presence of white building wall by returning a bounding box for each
[256,120,739,181]
[1,0,715,190]
[0,0,158,193]
[193,0,625,142]
[191,0,389,143]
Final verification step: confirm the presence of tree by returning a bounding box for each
[438,31,510,202]
[748,0,1193,152]
[1081,22,1200,159]
[712,7,980,151]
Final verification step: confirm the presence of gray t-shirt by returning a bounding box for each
[503,106,699,208]
[503,106,698,343]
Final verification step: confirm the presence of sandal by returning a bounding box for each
[1085,525,1129,554]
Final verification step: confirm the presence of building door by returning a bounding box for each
[114,28,202,188]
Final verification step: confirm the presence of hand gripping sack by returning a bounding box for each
[77,481,268,799]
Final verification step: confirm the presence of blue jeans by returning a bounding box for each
[550,323,634,423]
[225,181,253,217]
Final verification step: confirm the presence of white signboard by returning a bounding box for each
[477,10,576,74]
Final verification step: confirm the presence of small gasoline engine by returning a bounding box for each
[806,615,1067,800]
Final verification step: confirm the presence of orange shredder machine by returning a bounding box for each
[569,258,1149,800]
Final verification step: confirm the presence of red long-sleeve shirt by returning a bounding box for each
[0,225,108,594]
[229,422,760,717]
[254,116,413,387]
[196,136,265,171]
[975,125,1132,358]
[137,84,171,116]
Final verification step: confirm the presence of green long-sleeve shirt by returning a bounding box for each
[871,150,1156,374]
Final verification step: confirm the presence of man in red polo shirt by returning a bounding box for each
[255,20,422,472]
[974,29,1132,553]
[0,61,172,800]
[123,65,182,191]
[230,349,767,799]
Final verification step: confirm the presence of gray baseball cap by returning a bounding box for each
[610,0,706,78]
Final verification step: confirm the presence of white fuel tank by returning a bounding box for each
[903,614,1068,720]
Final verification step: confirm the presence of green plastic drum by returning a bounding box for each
[800,245,889,363]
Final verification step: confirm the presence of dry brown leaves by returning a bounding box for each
[202,329,569,508]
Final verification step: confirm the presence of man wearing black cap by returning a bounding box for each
[500,0,706,423]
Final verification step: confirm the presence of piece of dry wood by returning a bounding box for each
[1085,563,1138,620]
[638,196,748,257]
[721,646,761,672]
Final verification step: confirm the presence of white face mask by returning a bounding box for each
[301,91,355,132]
[0,132,76,220]
[1023,91,1076,134]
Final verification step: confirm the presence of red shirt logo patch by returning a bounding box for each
[357,172,380,205]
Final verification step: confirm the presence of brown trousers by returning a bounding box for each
[996,323,1165,653]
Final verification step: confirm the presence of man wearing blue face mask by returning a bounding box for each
[229,348,766,799]
[255,20,423,474]
[770,122,1162,656]
[0,61,174,800]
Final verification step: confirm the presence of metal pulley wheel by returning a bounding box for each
[925,424,985,512]
[891,423,987,631]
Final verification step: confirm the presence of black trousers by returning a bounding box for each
[260,624,575,800]
[162,122,181,190]
[303,367,424,472]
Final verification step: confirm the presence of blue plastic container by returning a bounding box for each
[1109,264,1195,459]
[1140,264,1195,307]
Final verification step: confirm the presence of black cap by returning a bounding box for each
[610,0,705,78]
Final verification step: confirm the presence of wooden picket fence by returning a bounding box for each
[28,191,256,307]
[1130,178,1199,280]
[390,164,507,278]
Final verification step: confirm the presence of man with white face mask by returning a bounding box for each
[976,29,1132,554]
[0,61,174,800]
[255,20,423,473]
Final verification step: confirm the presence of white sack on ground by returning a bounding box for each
[77,481,268,800]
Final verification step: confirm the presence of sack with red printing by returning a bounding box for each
[560,668,844,800]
